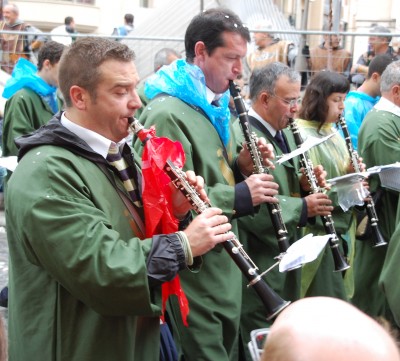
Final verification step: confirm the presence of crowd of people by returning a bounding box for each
[0,4,399,361]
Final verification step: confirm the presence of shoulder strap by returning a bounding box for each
[97,162,146,239]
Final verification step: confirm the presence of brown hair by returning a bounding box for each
[298,71,349,132]
[58,37,135,107]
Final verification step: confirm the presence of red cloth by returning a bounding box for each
[138,127,190,326]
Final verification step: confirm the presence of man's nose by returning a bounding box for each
[233,59,243,78]
[129,91,142,110]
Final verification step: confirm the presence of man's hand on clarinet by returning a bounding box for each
[237,137,275,177]
[171,170,209,219]
[184,208,234,257]
[245,173,279,206]
[300,165,330,192]
[304,193,334,217]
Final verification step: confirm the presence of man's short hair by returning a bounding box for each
[249,62,300,102]
[153,48,180,72]
[64,16,74,26]
[370,25,392,43]
[184,8,250,63]
[367,54,393,78]
[58,37,135,107]
[380,60,400,92]
[3,3,19,16]
[124,13,134,25]
[37,41,65,71]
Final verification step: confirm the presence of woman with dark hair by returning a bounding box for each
[295,70,362,300]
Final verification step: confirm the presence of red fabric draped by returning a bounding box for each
[138,126,190,326]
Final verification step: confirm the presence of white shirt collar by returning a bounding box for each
[374,97,400,118]
[248,107,278,137]
[60,112,125,159]
[206,87,223,105]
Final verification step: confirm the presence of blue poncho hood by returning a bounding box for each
[144,59,231,146]
[2,58,58,113]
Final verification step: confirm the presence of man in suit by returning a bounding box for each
[233,62,333,360]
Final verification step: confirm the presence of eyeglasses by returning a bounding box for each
[271,93,302,108]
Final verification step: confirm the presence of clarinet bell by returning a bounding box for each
[371,225,388,248]
[265,295,291,321]
[331,246,350,272]
[252,279,291,321]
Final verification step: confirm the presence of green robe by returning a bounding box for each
[232,116,302,360]
[135,81,149,120]
[296,119,355,300]
[380,201,400,327]
[136,95,243,361]
[352,108,400,321]
[2,87,61,156]
[6,145,163,360]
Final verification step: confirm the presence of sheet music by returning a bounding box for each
[277,132,337,164]
[368,162,400,192]
[327,172,368,185]
[279,233,331,272]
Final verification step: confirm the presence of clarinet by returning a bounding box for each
[287,117,350,272]
[337,114,387,248]
[229,80,290,256]
[129,117,290,320]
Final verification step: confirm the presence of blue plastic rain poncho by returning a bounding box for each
[2,58,59,113]
[144,59,231,146]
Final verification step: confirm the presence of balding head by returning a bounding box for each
[3,4,19,26]
[261,297,400,361]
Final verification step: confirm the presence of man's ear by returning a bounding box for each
[194,41,207,62]
[42,59,51,70]
[260,92,270,106]
[70,85,88,111]
[392,84,400,98]
[371,72,380,82]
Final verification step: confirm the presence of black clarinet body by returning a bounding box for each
[129,117,290,320]
[337,115,387,247]
[229,80,290,255]
[287,117,350,272]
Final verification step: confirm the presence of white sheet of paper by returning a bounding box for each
[367,162,400,174]
[0,156,18,172]
[277,132,336,164]
[367,163,400,192]
[327,172,368,185]
[279,233,332,272]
